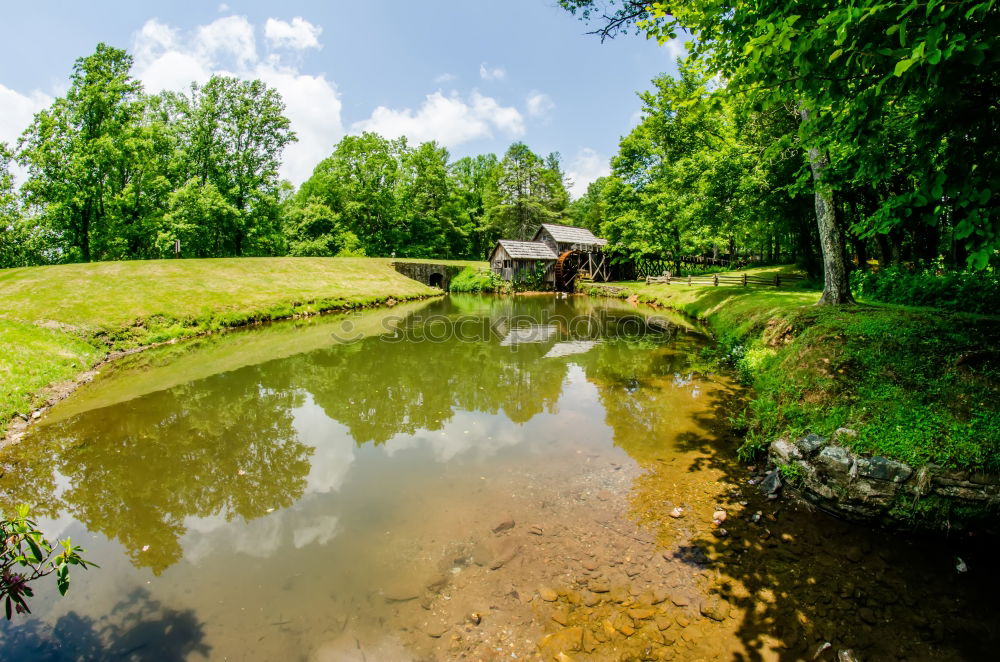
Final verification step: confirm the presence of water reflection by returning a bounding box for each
[0,587,208,661]
[0,295,704,574]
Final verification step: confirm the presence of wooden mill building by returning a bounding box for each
[488,223,609,290]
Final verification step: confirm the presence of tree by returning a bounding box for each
[399,141,458,258]
[484,142,570,241]
[450,153,499,258]
[18,44,150,262]
[166,76,296,256]
[561,1,1000,297]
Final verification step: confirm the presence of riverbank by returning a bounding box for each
[583,266,1000,529]
[0,257,478,441]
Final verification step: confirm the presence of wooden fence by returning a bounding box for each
[645,271,807,288]
[609,254,792,281]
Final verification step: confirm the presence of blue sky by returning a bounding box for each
[0,1,683,195]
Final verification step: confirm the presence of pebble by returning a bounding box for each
[551,607,570,625]
[539,587,559,602]
[538,627,583,654]
[423,622,449,638]
[670,592,691,607]
[529,525,544,536]
[699,597,730,622]
[589,579,611,593]
[669,507,684,519]
[582,559,599,571]
[712,510,727,523]
[492,518,515,534]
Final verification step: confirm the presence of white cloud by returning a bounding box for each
[433,72,456,84]
[351,91,524,148]
[664,37,688,60]
[265,17,322,51]
[0,84,53,183]
[0,84,51,148]
[566,148,610,199]
[479,62,506,81]
[218,3,230,12]
[132,16,343,185]
[525,91,554,118]
[195,15,257,67]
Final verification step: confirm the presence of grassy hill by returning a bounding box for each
[0,257,480,435]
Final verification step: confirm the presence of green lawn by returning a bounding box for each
[0,256,481,435]
[586,267,1000,482]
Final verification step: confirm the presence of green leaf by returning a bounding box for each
[25,536,44,564]
[894,58,918,77]
[829,49,843,62]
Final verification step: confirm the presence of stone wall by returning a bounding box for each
[391,262,465,290]
[768,430,1000,526]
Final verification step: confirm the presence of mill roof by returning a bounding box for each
[536,223,608,246]
[496,240,559,260]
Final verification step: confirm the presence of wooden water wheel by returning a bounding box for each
[554,250,581,291]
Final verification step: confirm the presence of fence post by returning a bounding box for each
[688,275,692,286]
[666,270,671,284]
[713,274,719,287]
[646,275,651,284]
[774,274,780,287]
[743,273,748,287]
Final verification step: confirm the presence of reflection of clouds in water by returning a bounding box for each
[381,365,610,463]
[383,411,525,463]
[182,501,341,564]
[543,340,599,359]
[672,372,701,398]
[180,395,353,564]
[293,395,357,495]
[33,471,78,539]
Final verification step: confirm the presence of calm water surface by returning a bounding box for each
[1,295,997,661]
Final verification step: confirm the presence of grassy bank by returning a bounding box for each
[0,257,469,435]
[585,266,1000,475]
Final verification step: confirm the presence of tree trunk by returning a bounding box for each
[801,109,854,305]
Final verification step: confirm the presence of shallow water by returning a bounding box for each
[1,295,997,661]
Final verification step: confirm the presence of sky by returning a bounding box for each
[0,1,683,197]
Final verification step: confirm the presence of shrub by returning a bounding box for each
[449,267,505,293]
[851,267,1000,314]
[2,504,95,619]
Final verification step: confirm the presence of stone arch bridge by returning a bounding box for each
[391,261,466,290]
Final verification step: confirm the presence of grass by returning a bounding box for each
[586,264,1000,474]
[0,256,481,435]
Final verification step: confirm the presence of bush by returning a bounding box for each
[851,267,1000,315]
[448,267,506,293]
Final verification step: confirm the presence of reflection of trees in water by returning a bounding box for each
[297,333,567,444]
[0,296,705,575]
[0,587,208,661]
[577,337,714,463]
[0,365,311,573]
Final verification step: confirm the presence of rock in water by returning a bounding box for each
[699,597,730,622]
[492,518,515,534]
[669,507,684,519]
[539,587,559,602]
[713,509,727,523]
[760,468,782,496]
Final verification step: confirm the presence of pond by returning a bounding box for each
[1,294,997,661]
